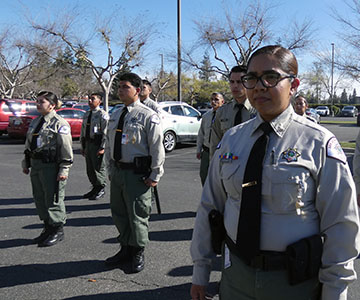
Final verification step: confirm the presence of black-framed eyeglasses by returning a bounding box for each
[241,72,295,89]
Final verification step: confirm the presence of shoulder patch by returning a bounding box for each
[58,125,71,135]
[150,114,160,125]
[326,136,346,164]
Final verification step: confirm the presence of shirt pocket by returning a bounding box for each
[262,164,315,214]
[220,118,231,133]
[39,127,57,148]
[125,122,144,144]
[220,160,242,199]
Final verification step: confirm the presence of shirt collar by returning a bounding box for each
[251,104,294,138]
[232,99,252,110]
[44,110,56,122]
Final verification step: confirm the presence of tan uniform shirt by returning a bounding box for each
[105,100,165,182]
[353,131,360,194]
[191,105,360,300]
[22,110,73,177]
[80,107,109,149]
[196,109,215,152]
[210,99,254,157]
[142,97,160,114]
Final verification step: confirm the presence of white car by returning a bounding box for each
[316,106,330,116]
[158,101,202,152]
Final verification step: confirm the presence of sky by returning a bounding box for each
[0,0,355,93]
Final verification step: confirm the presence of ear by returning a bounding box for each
[289,78,300,97]
[135,87,141,95]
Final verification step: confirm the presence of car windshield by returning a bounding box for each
[343,106,354,110]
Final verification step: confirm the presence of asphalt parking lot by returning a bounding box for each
[1,120,360,300]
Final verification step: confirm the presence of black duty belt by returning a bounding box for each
[225,234,287,271]
[29,152,45,159]
[115,161,135,170]
[202,145,210,152]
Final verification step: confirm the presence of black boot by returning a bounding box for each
[38,225,64,247]
[89,187,105,200]
[83,187,97,198]
[132,247,145,273]
[105,245,131,267]
[33,222,51,244]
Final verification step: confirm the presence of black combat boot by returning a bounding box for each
[89,187,105,200]
[38,224,64,247]
[33,222,51,244]
[131,247,145,273]
[105,245,131,267]
[83,187,97,198]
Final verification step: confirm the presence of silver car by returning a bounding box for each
[158,101,202,152]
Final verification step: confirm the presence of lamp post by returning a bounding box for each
[177,0,182,102]
[331,43,334,115]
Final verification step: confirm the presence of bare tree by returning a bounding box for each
[183,1,315,76]
[0,28,38,98]
[331,0,360,82]
[28,6,155,110]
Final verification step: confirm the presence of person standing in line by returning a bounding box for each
[293,95,316,123]
[104,73,165,273]
[209,65,255,158]
[80,92,109,200]
[190,45,359,300]
[139,79,160,113]
[22,91,73,247]
[352,131,360,207]
[196,92,224,185]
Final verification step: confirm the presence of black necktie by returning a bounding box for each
[30,117,45,151]
[236,122,272,263]
[114,107,128,162]
[85,111,92,139]
[234,103,244,126]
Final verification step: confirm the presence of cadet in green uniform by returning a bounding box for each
[80,93,109,200]
[139,79,160,113]
[22,91,73,247]
[209,65,255,158]
[104,73,165,273]
[191,46,360,300]
[196,92,224,185]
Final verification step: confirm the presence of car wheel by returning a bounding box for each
[163,131,176,152]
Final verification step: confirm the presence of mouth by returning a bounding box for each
[253,96,270,104]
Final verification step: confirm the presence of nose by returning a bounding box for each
[254,78,266,90]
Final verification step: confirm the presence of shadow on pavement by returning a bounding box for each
[149,229,193,242]
[149,211,196,221]
[0,238,34,249]
[0,260,108,288]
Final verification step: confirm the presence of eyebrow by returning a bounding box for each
[246,70,279,76]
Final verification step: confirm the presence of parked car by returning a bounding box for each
[316,106,330,116]
[73,103,90,111]
[7,108,85,139]
[305,108,321,123]
[341,105,358,117]
[0,99,37,135]
[158,101,202,152]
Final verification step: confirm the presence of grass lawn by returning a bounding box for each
[340,142,356,149]
[320,120,356,125]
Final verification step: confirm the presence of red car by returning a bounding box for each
[7,108,86,139]
[0,99,37,135]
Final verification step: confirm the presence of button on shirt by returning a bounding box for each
[105,100,165,182]
[191,105,360,299]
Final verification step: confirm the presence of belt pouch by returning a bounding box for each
[286,238,309,285]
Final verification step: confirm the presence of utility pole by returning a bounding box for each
[160,54,164,79]
[177,0,182,102]
[331,43,335,115]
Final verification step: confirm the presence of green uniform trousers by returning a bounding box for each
[110,167,152,248]
[199,149,210,186]
[30,159,67,226]
[85,141,107,188]
[219,246,321,300]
